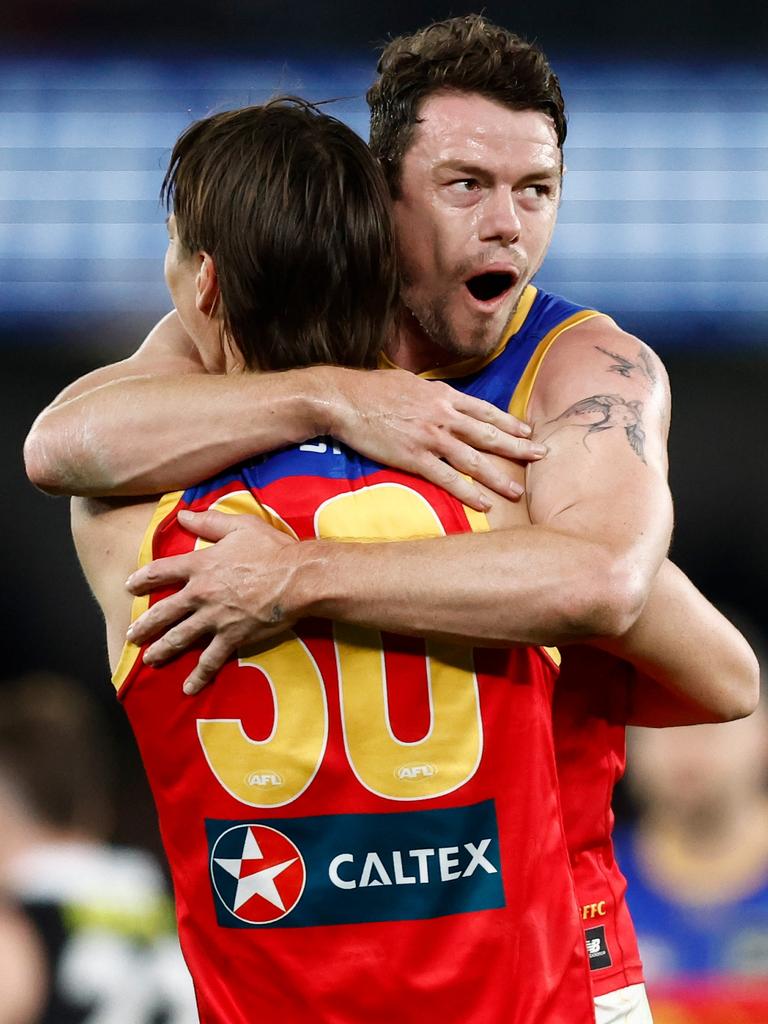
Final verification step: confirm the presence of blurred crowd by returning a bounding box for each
[0,673,197,1024]
[1,647,765,1023]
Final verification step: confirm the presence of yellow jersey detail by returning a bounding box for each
[196,490,298,549]
[197,483,490,805]
[378,285,538,379]
[111,491,184,694]
[198,633,328,808]
[507,309,607,421]
[314,486,483,800]
[462,502,491,534]
[316,482,445,541]
[542,646,562,668]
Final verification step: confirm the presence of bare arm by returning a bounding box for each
[595,560,760,726]
[23,312,333,498]
[289,320,673,640]
[125,321,674,691]
[23,314,544,509]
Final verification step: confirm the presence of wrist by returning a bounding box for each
[300,365,353,439]
[284,539,340,621]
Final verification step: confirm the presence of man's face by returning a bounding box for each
[393,92,562,363]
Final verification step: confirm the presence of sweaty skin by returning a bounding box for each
[29,93,758,717]
[24,311,543,511]
[72,449,757,723]
[391,99,561,369]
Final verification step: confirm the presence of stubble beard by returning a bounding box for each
[405,287,519,364]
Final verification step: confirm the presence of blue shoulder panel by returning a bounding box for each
[442,289,591,409]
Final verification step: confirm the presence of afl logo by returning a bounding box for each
[246,770,284,788]
[396,762,437,781]
[210,824,306,924]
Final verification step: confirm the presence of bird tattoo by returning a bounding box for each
[546,394,646,462]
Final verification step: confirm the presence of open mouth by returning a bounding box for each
[464,271,515,303]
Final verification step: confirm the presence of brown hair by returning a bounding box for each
[367,14,567,195]
[0,674,113,836]
[161,98,398,371]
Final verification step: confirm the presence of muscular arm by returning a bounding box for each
[23,313,335,497]
[288,321,672,641]
[23,315,543,508]
[126,321,674,689]
[595,560,760,726]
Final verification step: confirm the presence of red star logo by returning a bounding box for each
[211,824,306,924]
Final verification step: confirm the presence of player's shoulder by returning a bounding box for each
[529,314,669,423]
[71,495,161,615]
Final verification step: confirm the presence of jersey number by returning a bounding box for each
[197,485,483,805]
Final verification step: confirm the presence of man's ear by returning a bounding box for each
[196,253,220,317]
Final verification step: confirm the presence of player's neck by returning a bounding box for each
[387,308,455,374]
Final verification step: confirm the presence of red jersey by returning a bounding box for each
[114,446,594,1024]
[409,284,645,998]
[553,648,644,996]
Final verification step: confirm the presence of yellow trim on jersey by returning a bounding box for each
[542,646,562,668]
[507,309,607,422]
[111,490,185,693]
[462,503,491,534]
[378,285,538,379]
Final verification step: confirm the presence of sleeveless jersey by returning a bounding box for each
[113,389,595,1020]
[554,650,644,994]
[404,284,645,997]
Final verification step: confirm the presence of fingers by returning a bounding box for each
[417,454,496,512]
[426,387,546,463]
[454,393,532,438]
[177,508,263,541]
[126,591,196,646]
[456,414,548,463]
[422,443,525,506]
[126,553,194,595]
[141,611,211,667]
[182,636,235,695]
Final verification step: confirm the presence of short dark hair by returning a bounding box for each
[367,14,567,195]
[161,98,398,371]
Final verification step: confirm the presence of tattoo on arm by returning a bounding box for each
[637,348,658,384]
[596,345,657,386]
[546,394,646,463]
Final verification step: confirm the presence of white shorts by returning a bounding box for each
[594,983,653,1024]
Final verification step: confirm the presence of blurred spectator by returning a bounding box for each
[0,673,197,1024]
[619,699,768,981]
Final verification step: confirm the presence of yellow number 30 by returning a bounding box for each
[197,484,484,806]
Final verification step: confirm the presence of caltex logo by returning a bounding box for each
[210,824,306,924]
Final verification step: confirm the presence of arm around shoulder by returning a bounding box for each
[24,312,204,495]
[23,312,328,498]
[595,560,760,726]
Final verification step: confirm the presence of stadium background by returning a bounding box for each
[2,1,766,1017]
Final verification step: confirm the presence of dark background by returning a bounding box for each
[2,0,766,854]
[4,0,767,57]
